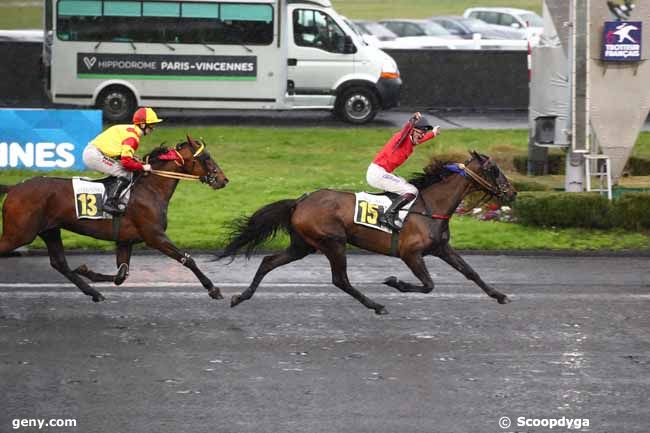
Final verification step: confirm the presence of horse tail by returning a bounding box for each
[0,184,11,198]
[219,199,297,260]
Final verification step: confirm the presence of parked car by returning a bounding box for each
[379,19,461,39]
[352,20,399,42]
[430,16,527,40]
[379,19,481,49]
[341,16,380,46]
[463,7,543,42]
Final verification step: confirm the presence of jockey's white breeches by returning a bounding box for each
[366,163,418,196]
[83,144,132,179]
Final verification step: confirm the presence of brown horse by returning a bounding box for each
[219,151,516,314]
[0,136,228,302]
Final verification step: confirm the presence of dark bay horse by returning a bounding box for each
[219,151,516,314]
[0,136,228,302]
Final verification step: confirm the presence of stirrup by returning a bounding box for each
[380,212,400,231]
[103,201,126,216]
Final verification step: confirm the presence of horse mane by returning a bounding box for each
[408,159,455,190]
[144,145,173,162]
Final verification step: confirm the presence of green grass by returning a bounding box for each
[2,127,650,252]
[1,1,543,30]
[0,5,42,30]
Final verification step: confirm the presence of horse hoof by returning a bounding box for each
[74,264,88,274]
[383,276,398,287]
[92,294,105,303]
[497,295,511,304]
[208,287,224,300]
[231,295,242,308]
[375,306,389,315]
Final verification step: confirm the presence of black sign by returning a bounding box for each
[77,53,257,79]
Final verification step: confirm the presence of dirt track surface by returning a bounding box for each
[1,253,649,433]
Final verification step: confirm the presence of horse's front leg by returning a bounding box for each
[141,228,223,300]
[384,250,434,293]
[73,243,133,285]
[438,244,510,304]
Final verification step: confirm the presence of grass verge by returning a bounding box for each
[1,126,649,252]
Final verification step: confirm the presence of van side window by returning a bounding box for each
[293,9,347,54]
[56,0,273,45]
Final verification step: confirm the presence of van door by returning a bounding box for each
[288,7,356,108]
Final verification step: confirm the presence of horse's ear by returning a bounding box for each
[186,134,194,145]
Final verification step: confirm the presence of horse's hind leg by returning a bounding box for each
[0,207,40,256]
[320,238,387,315]
[39,229,105,302]
[384,251,435,293]
[73,242,133,285]
[438,244,510,304]
[231,233,314,308]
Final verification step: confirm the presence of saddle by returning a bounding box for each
[353,191,417,233]
[72,177,133,219]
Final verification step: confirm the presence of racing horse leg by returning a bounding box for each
[437,244,510,304]
[319,237,388,315]
[231,233,315,307]
[39,229,106,302]
[140,227,223,300]
[383,250,435,293]
[73,242,133,285]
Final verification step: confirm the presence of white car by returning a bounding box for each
[463,7,543,43]
[378,19,478,49]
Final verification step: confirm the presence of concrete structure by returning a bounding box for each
[529,0,650,185]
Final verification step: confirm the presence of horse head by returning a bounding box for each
[466,151,517,204]
[173,135,229,189]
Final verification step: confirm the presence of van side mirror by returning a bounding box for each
[343,35,356,54]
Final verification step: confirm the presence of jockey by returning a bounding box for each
[366,112,440,230]
[82,107,163,215]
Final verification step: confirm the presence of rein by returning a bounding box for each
[445,163,499,195]
[144,142,207,181]
[408,162,501,222]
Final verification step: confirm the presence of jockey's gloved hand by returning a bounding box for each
[142,164,152,172]
[433,125,441,136]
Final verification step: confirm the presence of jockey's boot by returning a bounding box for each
[103,177,130,216]
[379,193,416,231]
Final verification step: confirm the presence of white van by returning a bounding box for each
[43,0,401,124]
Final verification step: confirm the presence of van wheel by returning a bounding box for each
[336,87,379,124]
[97,86,136,124]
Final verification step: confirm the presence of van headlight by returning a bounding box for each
[380,58,400,79]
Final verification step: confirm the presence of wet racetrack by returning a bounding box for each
[0,253,649,433]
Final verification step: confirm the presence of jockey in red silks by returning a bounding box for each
[367,112,441,230]
[82,107,163,215]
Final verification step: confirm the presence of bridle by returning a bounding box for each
[444,159,515,202]
[145,140,223,187]
[408,158,515,221]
